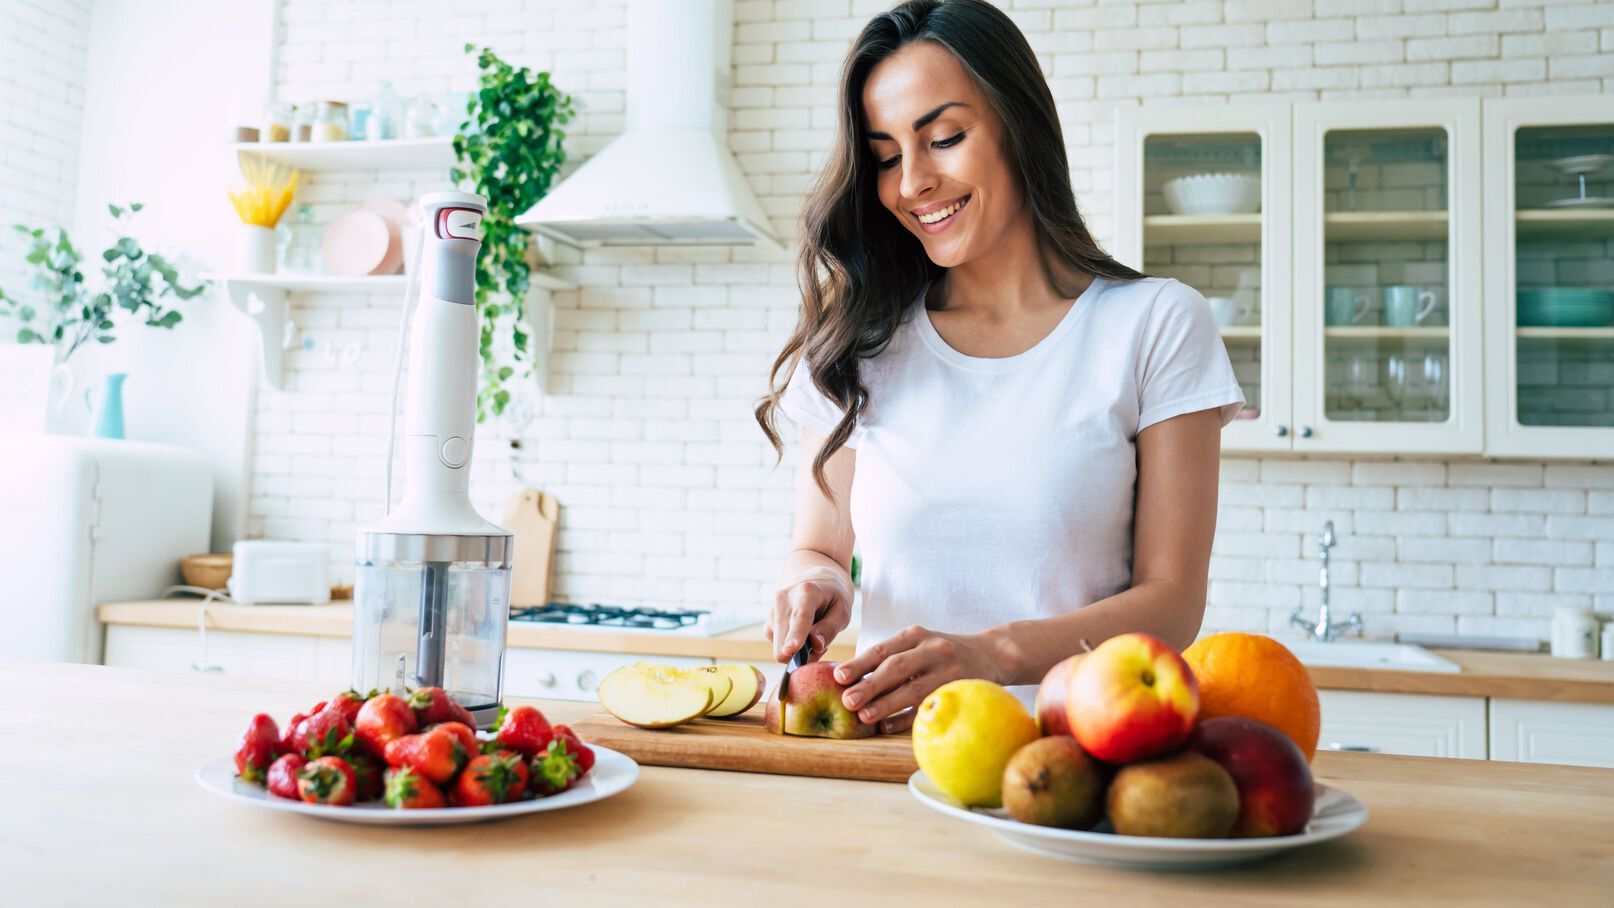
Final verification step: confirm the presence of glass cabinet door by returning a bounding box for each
[1116,106,1292,451]
[1293,100,1483,454]
[1485,96,1614,458]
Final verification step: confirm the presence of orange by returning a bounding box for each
[1182,633,1321,762]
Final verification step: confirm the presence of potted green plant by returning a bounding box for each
[451,44,576,420]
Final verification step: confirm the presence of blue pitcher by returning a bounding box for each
[84,372,128,439]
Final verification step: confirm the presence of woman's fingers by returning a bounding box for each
[776,584,821,662]
[833,624,925,686]
[880,708,916,735]
[842,644,926,714]
[853,671,935,727]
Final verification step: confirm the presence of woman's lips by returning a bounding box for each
[915,195,970,235]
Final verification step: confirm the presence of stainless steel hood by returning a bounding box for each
[516,0,781,250]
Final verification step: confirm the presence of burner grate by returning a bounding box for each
[509,602,711,631]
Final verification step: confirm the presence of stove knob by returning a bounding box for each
[577,670,599,693]
[535,671,557,689]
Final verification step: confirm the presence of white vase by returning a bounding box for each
[240,224,277,274]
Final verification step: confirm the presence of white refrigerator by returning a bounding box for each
[0,437,213,663]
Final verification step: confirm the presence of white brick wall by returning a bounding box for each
[250,0,1614,639]
[0,0,92,317]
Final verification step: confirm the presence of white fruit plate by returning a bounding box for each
[908,771,1367,872]
[195,745,638,826]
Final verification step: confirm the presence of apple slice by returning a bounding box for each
[684,667,733,717]
[700,664,766,718]
[598,664,714,729]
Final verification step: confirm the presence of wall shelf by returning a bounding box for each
[1324,210,1449,242]
[1218,326,1263,341]
[1514,209,1614,241]
[1515,326,1614,340]
[1143,214,1261,245]
[229,137,455,172]
[1324,326,1451,342]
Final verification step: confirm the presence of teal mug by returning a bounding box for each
[1385,285,1438,327]
[1326,287,1372,326]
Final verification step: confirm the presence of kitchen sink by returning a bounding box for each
[1282,640,1461,673]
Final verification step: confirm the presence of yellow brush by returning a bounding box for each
[228,156,301,227]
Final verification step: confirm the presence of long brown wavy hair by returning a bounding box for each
[755,0,1146,497]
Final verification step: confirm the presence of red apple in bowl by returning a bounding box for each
[1189,716,1315,837]
[1034,654,1083,736]
[1066,632,1198,764]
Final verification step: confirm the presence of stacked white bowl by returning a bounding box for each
[1162,173,1262,216]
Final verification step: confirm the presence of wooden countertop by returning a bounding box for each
[99,600,1614,704]
[96,600,857,663]
[4,661,1611,905]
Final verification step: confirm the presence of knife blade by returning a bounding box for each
[778,640,811,735]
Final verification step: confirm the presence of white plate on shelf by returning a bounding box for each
[195,745,638,826]
[908,770,1367,871]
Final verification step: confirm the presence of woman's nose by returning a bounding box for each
[900,154,938,204]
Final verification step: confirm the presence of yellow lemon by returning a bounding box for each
[912,679,1040,808]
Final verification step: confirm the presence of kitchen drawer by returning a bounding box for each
[504,648,712,702]
[1489,699,1614,769]
[1317,690,1487,759]
[104,625,319,681]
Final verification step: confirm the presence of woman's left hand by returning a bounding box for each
[830,625,1005,734]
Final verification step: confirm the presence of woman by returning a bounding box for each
[754,0,1243,733]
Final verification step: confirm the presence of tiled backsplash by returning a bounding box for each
[16,0,1606,638]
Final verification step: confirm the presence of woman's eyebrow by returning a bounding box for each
[865,101,971,141]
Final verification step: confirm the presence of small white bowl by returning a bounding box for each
[1162,172,1262,216]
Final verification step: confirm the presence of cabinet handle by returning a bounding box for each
[535,671,557,689]
[1274,425,1289,437]
[577,670,599,693]
[1299,426,1314,438]
[1326,742,1380,753]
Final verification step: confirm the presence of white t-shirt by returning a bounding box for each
[778,275,1244,701]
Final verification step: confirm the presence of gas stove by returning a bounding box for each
[508,602,759,637]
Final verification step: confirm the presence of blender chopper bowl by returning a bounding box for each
[351,190,513,728]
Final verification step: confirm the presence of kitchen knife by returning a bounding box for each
[778,640,811,735]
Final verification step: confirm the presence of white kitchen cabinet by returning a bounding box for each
[1316,690,1488,759]
[104,625,320,680]
[1489,699,1614,769]
[1481,95,1614,458]
[1116,104,1294,451]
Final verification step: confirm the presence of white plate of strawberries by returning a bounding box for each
[196,688,638,826]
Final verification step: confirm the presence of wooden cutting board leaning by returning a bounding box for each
[570,706,918,783]
[503,488,558,606]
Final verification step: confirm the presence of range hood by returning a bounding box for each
[516,0,781,250]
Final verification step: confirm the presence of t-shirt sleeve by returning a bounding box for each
[1135,280,1246,433]
[778,357,862,447]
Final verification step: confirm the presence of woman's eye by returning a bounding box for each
[878,133,961,172]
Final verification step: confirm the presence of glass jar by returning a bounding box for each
[405,95,439,139]
[278,204,321,274]
[369,82,401,141]
[262,102,292,143]
[291,103,315,142]
[349,102,372,141]
[313,101,349,142]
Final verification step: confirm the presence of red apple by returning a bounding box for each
[1034,654,1083,736]
[763,661,877,739]
[1189,716,1315,837]
[1066,632,1198,764]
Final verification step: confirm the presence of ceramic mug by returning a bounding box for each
[1385,285,1438,327]
[1326,287,1372,326]
[1207,296,1252,327]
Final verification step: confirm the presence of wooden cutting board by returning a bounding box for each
[503,488,558,606]
[571,706,918,784]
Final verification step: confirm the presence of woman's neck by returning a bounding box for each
[928,213,1089,319]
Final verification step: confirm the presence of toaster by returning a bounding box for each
[228,540,331,605]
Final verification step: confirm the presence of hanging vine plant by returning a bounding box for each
[451,44,576,420]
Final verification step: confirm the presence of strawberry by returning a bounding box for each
[288,709,354,759]
[265,753,306,799]
[530,737,585,796]
[279,712,307,755]
[452,752,528,806]
[355,693,417,757]
[424,721,478,769]
[382,726,465,785]
[348,751,386,801]
[408,687,477,729]
[233,713,280,784]
[493,704,553,757]
[324,690,372,726]
[551,724,596,776]
[297,756,357,806]
[383,766,446,809]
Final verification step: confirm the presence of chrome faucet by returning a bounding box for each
[1289,520,1363,642]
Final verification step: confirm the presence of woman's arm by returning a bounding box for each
[767,424,859,662]
[834,406,1222,732]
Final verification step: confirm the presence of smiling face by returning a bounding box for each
[862,41,1025,270]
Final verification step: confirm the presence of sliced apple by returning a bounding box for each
[700,664,766,718]
[598,664,714,729]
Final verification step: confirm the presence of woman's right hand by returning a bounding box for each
[766,573,853,664]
